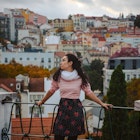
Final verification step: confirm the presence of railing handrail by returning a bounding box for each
[1,101,134,110]
[1,100,139,140]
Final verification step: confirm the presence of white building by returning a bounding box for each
[19,77,85,118]
[72,14,87,31]
[18,29,30,41]
[44,35,60,52]
[0,51,54,69]
[103,57,140,95]
[4,8,25,42]
[0,91,17,140]
[106,35,140,48]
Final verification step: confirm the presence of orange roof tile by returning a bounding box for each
[29,78,44,92]
[0,78,17,92]
[0,84,13,92]
[55,52,65,58]
[11,117,54,140]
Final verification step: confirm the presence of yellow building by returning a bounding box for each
[19,8,31,23]
[50,19,74,32]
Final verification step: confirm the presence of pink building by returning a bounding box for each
[29,13,47,25]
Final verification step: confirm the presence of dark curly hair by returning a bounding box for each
[53,53,88,86]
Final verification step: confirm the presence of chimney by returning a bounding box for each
[23,75,29,90]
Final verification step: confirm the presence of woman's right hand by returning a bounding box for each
[36,100,43,106]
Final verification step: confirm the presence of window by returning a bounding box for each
[132,60,137,69]
[133,74,136,79]
[5,58,8,63]
[127,75,130,81]
[110,60,115,69]
[29,106,44,117]
[48,58,51,63]
[30,95,44,103]
[107,79,110,83]
[34,16,38,23]
[120,60,125,69]
[16,83,21,91]
[41,58,44,63]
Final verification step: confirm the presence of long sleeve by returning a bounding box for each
[49,80,59,94]
[81,83,92,95]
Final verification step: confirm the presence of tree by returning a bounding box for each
[90,59,104,92]
[0,64,8,78]
[90,59,104,75]
[126,78,140,139]
[0,38,6,46]
[102,65,129,140]
[0,62,51,78]
[24,65,51,78]
[68,14,72,20]
[83,59,104,92]
[126,78,140,107]
[76,51,82,59]
[134,15,140,28]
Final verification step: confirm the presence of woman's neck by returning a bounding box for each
[65,68,73,72]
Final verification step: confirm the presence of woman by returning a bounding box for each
[37,53,112,140]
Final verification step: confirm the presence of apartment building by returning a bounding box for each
[71,14,87,31]
[49,18,74,32]
[103,56,140,95]
[19,8,48,25]
[0,51,54,69]
[106,34,140,48]
[0,12,10,40]
[4,8,26,43]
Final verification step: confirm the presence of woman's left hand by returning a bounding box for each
[101,103,113,110]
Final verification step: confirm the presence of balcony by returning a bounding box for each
[0,93,140,140]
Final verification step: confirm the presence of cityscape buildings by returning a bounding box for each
[0,7,140,139]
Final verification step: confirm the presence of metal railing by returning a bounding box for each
[0,101,139,140]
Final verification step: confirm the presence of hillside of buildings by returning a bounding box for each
[0,7,140,101]
[0,8,140,140]
[0,8,140,72]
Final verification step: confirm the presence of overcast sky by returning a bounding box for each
[0,0,140,19]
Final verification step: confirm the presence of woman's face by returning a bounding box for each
[60,56,73,71]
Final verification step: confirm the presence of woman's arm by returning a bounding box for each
[86,92,112,109]
[37,79,59,106]
[37,90,53,106]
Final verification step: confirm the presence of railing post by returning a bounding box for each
[0,93,17,140]
[134,100,140,111]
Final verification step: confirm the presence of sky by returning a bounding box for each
[0,0,140,19]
